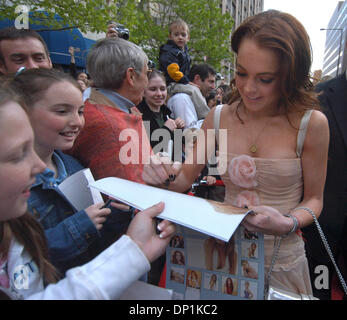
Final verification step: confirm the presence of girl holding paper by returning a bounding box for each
[0,80,175,299]
[9,68,130,275]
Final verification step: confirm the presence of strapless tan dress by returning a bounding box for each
[215,105,313,295]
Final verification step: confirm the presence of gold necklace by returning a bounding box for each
[249,119,271,153]
[237,101,272,154]
[250,143,258,154]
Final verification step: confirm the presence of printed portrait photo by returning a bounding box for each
[241,259,259,279]
[170,235,185,248]
[171,249,185,266]
[186,269,202,289]
[204,273,219,291]
[222,276,238,296]
[169,266,185,284]
[241,226,259,240]
[241,280,257,300]
[241,241,258,259]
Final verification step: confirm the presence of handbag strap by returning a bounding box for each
[295,207,347,295]
[264,236,282,298]
[265,208,347,298]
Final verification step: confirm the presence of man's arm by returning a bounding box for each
[167,93,201,129]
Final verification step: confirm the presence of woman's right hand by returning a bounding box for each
[142,153,182,187]
[85,203,111,230]
[242,205,294,236]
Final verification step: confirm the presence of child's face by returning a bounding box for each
[0,101,45,221]
[28,81,85,156]
[169,26,189,49]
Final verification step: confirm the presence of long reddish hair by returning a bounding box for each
[229,10,320,118]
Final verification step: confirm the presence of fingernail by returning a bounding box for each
[159,232,165,239]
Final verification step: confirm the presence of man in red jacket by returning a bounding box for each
[68,38,152,183]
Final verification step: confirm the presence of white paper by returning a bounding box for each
[58,168,103,211]
[89,177,251,242]
[82,168,104,204]
[119,281,173,300]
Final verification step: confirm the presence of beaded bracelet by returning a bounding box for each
[282,214,299,237]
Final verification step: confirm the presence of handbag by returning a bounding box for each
[267,286,319,300]
[265,207,347,300]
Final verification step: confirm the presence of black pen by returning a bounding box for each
[101,199,112,209]
[102,200,162,235]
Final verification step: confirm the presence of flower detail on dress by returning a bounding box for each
[228,155,257,188]
[233,190,260,208]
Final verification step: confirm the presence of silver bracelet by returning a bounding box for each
[282,214,299,237]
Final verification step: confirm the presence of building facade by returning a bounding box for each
[321,1,347,78]
[221,0,263,30]
[86,0,265,82]
[220,0,264,81]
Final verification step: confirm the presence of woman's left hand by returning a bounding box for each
[242,205,294,236]
[174,117,185,129]
[126,202,175,262]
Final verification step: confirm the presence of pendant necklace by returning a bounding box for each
[238,101,272,154]
[248,118,271,154]
[250,143,258,154]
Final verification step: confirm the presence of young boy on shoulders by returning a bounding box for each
[159,19,191,86]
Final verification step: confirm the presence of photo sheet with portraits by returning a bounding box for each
[88,176,265,299]
[166,225,264,300]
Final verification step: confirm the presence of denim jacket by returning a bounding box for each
[27,151,132,275]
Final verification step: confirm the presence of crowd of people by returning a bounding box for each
[0,9,346,300]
